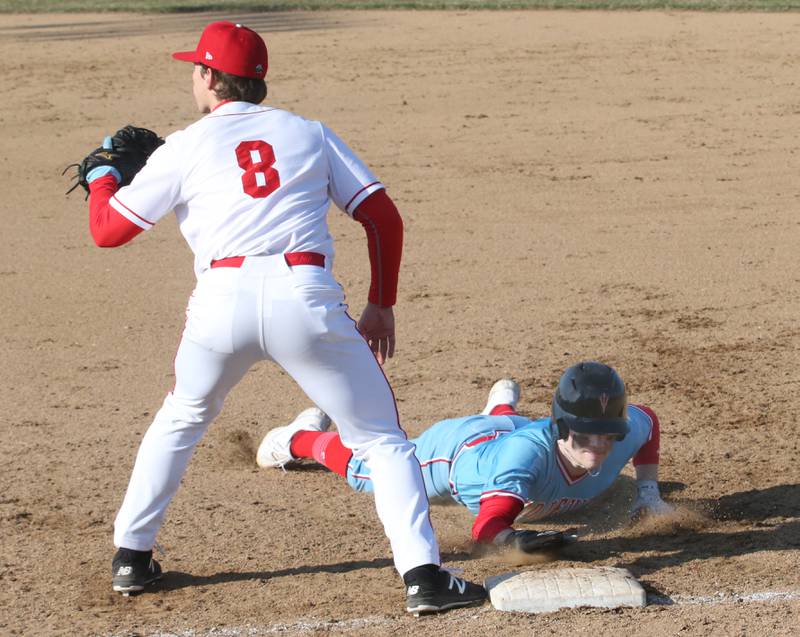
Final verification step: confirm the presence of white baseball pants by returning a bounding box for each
[113,254,440,576]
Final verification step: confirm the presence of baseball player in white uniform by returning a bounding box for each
[257,362,673,553]
[83,21,486,614]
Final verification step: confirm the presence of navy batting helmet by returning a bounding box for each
[552,361,629,441]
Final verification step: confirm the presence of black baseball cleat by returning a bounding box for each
[404,564,487,615]
[112,548,163,596]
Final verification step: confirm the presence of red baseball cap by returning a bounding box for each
[172,21,268,79]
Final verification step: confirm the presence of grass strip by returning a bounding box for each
[3,0,800,12]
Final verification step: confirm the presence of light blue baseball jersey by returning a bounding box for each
[346,405,655,521]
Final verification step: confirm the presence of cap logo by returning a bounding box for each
[205,51,213,60]
[599,393,609,414]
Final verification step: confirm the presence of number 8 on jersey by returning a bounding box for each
[236,140,280,199]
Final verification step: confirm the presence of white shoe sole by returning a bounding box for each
[482,379,521,415]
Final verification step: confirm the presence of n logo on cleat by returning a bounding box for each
[407,585,419,595]
[117,566,133,576]
[448,575,466,595]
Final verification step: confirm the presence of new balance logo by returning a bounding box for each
[116,566,133,576]
[407,585,419,595]
[448,575,466,595]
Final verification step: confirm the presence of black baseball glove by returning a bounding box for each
[64,125,165,196]
[504,528,578,553]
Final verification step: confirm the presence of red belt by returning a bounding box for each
[210,252,325,269]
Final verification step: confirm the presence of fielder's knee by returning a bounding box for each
[152,392,223,431]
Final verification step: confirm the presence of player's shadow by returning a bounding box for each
[697,483,800,521]
[155,558,393,592]
[288,462,331,473]
[152,549,474,592]
[557,483,800,578]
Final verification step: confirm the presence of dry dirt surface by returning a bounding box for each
[2,8,800,636]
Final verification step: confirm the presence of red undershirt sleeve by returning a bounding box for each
[472,496,525,544]
[352,189,403,307]
[88,176,144,248]
[632,404,661,466]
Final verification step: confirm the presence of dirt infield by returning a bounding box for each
[2,9,800,636]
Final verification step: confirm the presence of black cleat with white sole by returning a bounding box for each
[112,548,163,595]
[404,564,487,615]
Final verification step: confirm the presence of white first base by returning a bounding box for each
[485,567,647,613]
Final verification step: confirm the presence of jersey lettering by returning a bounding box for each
[526,497,588,520]
[235,140,280,198]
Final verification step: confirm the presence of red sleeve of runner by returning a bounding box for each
[472,495,524,544]
[88,176,144,247]
[352,189,403,307]
[632,404,661,466]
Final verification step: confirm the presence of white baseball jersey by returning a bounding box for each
[111,101,441,577]
[109,102,384,276]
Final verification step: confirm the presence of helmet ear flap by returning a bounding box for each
[556,419,569,440]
